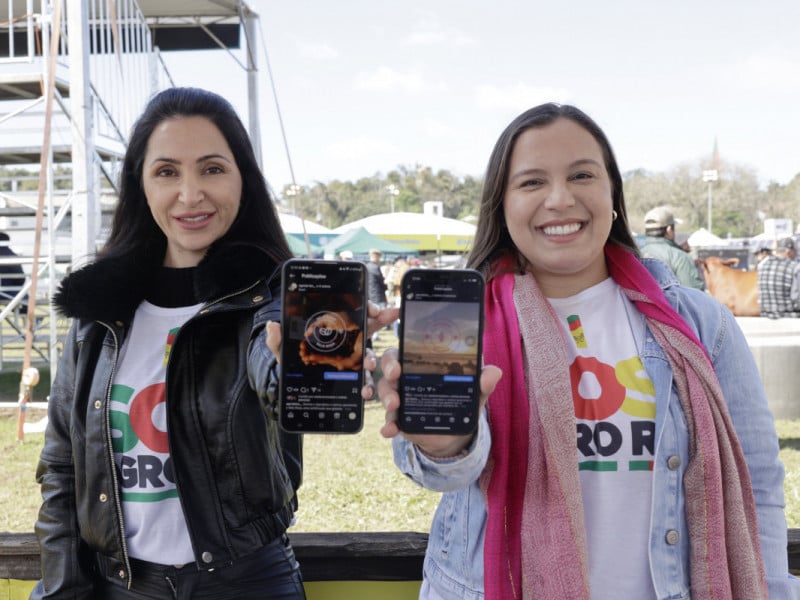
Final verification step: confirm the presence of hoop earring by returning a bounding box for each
[612,210,618,221]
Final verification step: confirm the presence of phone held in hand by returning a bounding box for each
[398,268,485,435]
[279,259,367,434]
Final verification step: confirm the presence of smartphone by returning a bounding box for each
[398,268,485,435]
[279,259,367,434]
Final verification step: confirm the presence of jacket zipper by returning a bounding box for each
[97,320,134,589]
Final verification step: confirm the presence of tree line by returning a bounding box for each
[2,159,798,239]
[280,159,800,240]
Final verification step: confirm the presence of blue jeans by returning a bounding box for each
[94,535,306,599]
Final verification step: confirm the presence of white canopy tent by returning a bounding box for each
[333,212,476,253]
[687,228,726,248]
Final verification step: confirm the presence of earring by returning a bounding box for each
[612,210,618,221]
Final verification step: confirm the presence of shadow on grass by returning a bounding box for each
[780,438,800,452]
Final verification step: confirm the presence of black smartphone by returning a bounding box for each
[279,259,367,434]
[398,268,485,435]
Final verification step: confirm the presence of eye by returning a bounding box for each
[519,177,544,188]
[154,165,177,177]
[203,164,226,175]
[570,171,594,181]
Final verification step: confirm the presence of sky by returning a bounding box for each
[159,0,800,194]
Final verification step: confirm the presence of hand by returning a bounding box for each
[266,321,282,363]
[367,302,399,338]
[377,347,502,458]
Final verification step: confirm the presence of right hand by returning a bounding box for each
[377,347,502,458]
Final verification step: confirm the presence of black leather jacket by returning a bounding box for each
[31,244,301,598]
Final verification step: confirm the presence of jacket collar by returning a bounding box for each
[54,243,280,322]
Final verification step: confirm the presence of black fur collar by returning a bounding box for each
[54,244,279,322]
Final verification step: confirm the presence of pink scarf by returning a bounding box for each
[480,244,767,599]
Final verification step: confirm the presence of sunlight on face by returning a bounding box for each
[142,116,242,268]
[502,118,614,298]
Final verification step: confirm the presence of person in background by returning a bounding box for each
[365,248,388,309]
[751,243,772,269]
[377,103,797,599]
[31,87,308,599]
[386,255,409,306]
[639,206,705,290]
[757,236,800,318]
[0,231,28,312]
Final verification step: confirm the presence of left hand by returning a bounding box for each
[362,302,399,400]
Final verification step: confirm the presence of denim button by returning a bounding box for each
[667,455,681,470]
[665,529,679,545]
[202,551,213,563]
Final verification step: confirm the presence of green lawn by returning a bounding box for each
[3,329,800,534]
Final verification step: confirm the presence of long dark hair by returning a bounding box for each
[101,86,292,266]
[467,103,638,278]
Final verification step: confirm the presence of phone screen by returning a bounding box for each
[279,259,366,434]
[398,268,484,435]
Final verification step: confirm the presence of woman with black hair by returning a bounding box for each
[31,87,317,599]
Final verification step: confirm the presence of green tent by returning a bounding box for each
[322,226,417,258]
[285,234,322,256]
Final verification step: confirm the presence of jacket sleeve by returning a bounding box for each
[248,287,303,504]
[30,322,95,599]
[701,300,800,597]
[791,263,800,308]
[392,408,491,493]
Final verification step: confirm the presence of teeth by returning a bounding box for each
[181,215,208,223]
[543,223,581,236]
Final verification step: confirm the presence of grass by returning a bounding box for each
[3,329,800,534]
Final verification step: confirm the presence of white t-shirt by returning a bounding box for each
[110,300,202,565]
[548,278,657,600]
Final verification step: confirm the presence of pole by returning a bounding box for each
[17,0,62,441]
[702,169,718,234]
[707,181,713,233]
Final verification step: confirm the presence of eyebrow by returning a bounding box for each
[147,153,233,167]
[508,158,603,182]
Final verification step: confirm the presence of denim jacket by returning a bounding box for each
[394,259,800,599]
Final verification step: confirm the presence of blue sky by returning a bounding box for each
[160,1,800,192]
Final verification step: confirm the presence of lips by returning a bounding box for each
[176,213,212,223]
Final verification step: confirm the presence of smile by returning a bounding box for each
[177,214,211,223]
[541,222,582,236]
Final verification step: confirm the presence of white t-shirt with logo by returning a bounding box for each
[110,300,202,565]
[548,278,657,600]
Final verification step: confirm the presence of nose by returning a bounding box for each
[179,175,204,206]
[543,180,575,210]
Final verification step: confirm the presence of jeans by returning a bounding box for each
[94,535,306,599]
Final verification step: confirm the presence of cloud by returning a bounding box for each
[296,41,339,60]
[354,66,445,94]
[418,118,453,137]
[324,136,398,161]
[403,11,476,47]
[727,49,800,93]
[475,83,572,111]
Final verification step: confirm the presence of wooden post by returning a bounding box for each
[17,0,62,442]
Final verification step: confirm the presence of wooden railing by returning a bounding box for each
[2,530,800,581]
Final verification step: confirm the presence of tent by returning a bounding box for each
[687,227,725,248]
[278,212,339,248]
[285,234,322,257]
[333,212,476,252]
[322,227,416,258]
